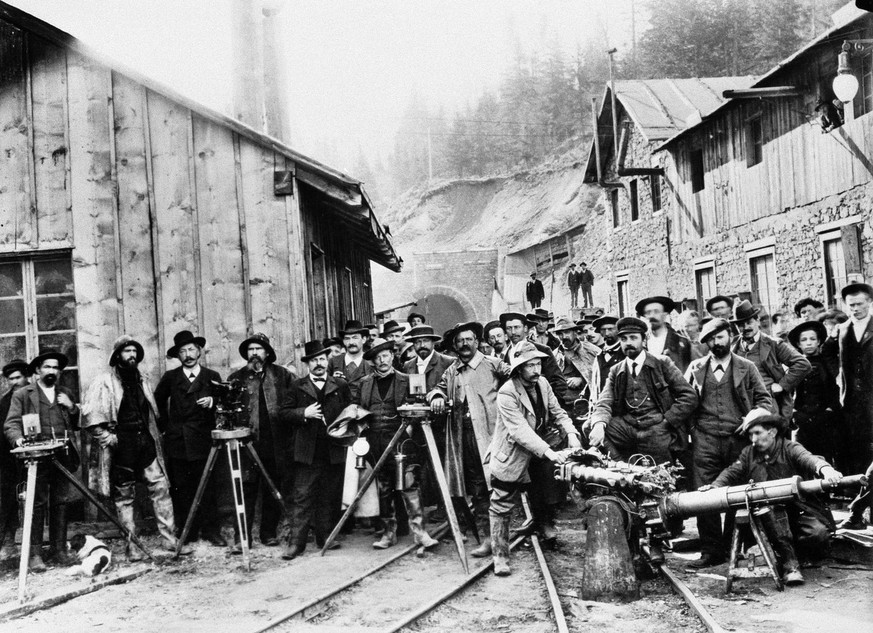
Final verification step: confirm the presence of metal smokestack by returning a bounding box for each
[262,0,291,143]
[231,0,266,132]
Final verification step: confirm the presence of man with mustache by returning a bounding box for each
[636,296,693,373]
[82,337,191,560]
[5,351,80,570]
[228,333,296,550]
[589,316,624,402]
[483,320,508,358]
[683,318,772,568]
[500,312,567,406]
[430,322,506,557]
[553,317,600,418]
[328,320,373,401]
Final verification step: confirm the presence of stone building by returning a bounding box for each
[584,5,872,321]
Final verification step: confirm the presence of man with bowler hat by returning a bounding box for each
[228,333,296,550]
[526,272,545,309]
[328,320,373,401]
[730,300,811,421]
[0,359,30,560]
[636,296,693,373]
[527,308,561,351]
[578,263,594,309]
[684,318,772,567]
[279,339,352,559]
[82,336,191,560]
[4,350,80,569]
[588,317,697,464]
[154,331,226,546]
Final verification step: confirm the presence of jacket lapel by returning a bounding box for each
[515,378,535,416]
[731,354,746,389]
[394,374,408,408]
[29,385,40,412]
[185,368,204,395]
[860,319,873,347]
[299,377,319,401]
[692,361,708,392]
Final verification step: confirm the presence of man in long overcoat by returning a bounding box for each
[0,359,28,560]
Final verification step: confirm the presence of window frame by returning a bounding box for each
[690,148,705,193]
[745,242,778,317]
[746,114,764,167]
[650,175,663,214]
[629,179,640,222]
[693,257,717,311]
[615,271,630,317]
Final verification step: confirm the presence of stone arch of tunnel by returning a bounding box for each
[413,285,480,335]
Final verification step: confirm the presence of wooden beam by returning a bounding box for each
[233,134,253,332]
[722,87,802,99]
[296,168,362,207]
[618,167,665,176]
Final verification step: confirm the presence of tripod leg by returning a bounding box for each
[226,440,251,570]
[420,422,469,574]
[51,458,154,560]
[321,421,410,555]
[175,446,221,557]
[17,460,38,604]
[244,443,285,511]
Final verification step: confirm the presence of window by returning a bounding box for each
[690,148,705,193]
[854,50,873,118]
[616,273,630,317]
[694,263,716,310]
[821,235,847,308]
[610,189,620,228]
[650,176,662,213]
[629,180,639,221]
[747,116,763,167]
[748,251,778,317]
[0,256,80,397]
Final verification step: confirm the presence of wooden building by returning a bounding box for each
[0,2,400,396]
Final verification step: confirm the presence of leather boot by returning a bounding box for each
[29,506,46,573]
[117,502,146,562]
[470,496,492,558]
[403,491,438,549]
[49,504,77,566]
[760,507,800,577]
[490,514,511,576]
[373,518,398,549]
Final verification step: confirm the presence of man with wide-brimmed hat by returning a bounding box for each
[578,262,594,309]
[636,296,692,373]
[730,300,811,422]
[407,312,426,328]
[499,312,568,406]
[381,320,407,370]
[552,317,599,416]
[328,320,373,401]
[836,282,873,530]
[589,316,624,402]
[0,359,30,560]
[526,308,560,351]
[705,295,734,320]
[278,339,352,560]
[487,342,581,575]
[228,333,296,550]
[429,321,506,557]
[588,317,697,464]
[526,272,545,309]
[356,338,439,550]
[81,336,191,561]
[701,414,842,586]
[153,331,225,547]
[683,318,772,568]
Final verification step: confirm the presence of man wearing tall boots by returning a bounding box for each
[154,330,226,547]
[328,320,373,401]
[4,351,79,570]
[279,340,352,559]
[487,342,581,575]
[82,337,191,560]
[429,322,506,558]
[0,359,29,561]
[684,318,772,567]
[228,333,296,551]
[356,338,439,550]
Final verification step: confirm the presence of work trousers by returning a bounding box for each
[239,442,285,544]
[167,456,221,541]
[581,287,593,308]
[605,415,674,465]
[0,441,21,536]
[569,287,579,308]
[692,428,748,557]
[287,458,345,547]
[368,424,421,522]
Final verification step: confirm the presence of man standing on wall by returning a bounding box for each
[578,263,594,309]
[526,272,545,309]
[567,264,580,309]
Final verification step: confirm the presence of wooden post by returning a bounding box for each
[579,498,639,601]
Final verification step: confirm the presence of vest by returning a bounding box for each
[697,366,745,436]
[622,371,661,428]
[369,376,400,429]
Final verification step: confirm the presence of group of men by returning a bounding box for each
[0,280,870,585]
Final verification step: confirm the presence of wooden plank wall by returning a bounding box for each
[0,20,380,387]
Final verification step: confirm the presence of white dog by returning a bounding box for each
[66,534,112,577]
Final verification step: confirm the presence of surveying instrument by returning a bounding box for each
[320,373,470,573]
[12,415,152,604]
[173,379,285,570]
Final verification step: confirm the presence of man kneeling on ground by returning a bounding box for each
[700,414,842,586]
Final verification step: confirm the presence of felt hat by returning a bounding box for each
[326,404,371,445]
[698,318,732,344]
[705,295,734,315]
[381,320,405,336]
[499,312,528,328]
[323,337,343,349]
[525,308,550,325]
[817,309,848,324]
[787,321,827,350]
[739,412,786,436]
[552,316,580,333]
[238,332,277,364]
[363,323,377,331]
[364,337,395,361]
[507,342,547,376]
[301,339,331,362]
[592,315,618,330]
[166,330,206,359]
[792,297,824,318]
[447,321,484,342]
[635,296,676,316]
[406,312,426,324]
[29,350,68,373]
[730,300,761,323]
[2,358,30,378]
[111,335,145,367]
[406,325,442,341]
[483,320,503,340]
[616,316,648,336]
[841,282,873,300]
[339,319,369,337]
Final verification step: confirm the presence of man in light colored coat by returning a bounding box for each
[487,342,581,576]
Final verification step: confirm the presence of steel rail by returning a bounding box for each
[250,523,449,633]
[660,563,729,633]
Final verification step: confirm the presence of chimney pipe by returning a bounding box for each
[231,0,266,132]
[262,0,291,143]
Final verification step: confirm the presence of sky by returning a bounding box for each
[10,0,637,173]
